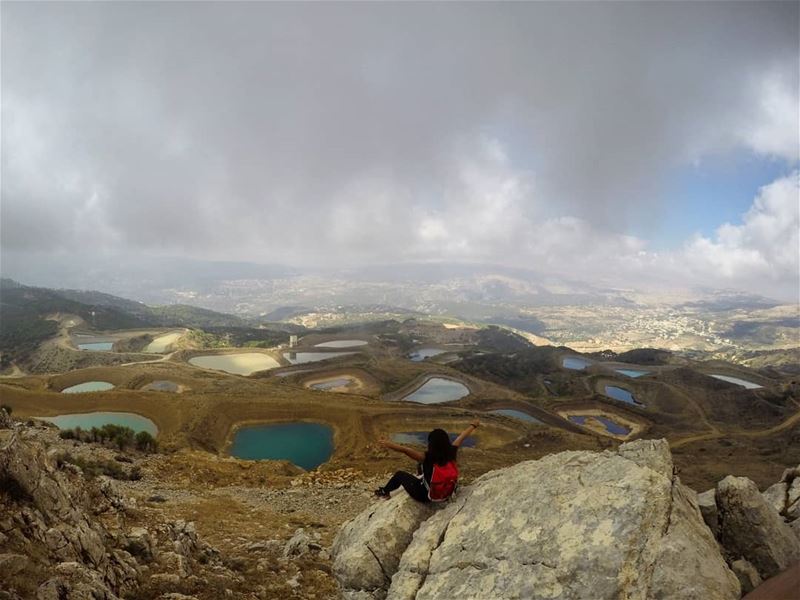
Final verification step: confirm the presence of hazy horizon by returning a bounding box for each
[2,2,799,301]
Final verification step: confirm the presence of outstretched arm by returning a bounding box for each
[452,419,480,448]
[378,438,425,462]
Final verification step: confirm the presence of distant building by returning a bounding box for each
[289,335,298,348]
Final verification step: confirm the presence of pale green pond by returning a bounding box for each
[39,412,157,435]
[189,353,280,375]
[61,381,115,393]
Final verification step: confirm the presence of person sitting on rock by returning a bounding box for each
[374,420,479,503]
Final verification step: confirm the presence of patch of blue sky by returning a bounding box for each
[647,151,796,250]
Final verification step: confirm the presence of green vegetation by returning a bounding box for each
[55,452,142,480]
[475,326,533,353]
[58,424,158,452]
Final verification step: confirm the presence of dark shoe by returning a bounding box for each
[374,487,390,499]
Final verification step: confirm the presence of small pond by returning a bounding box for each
[568,415,630,436]
[189,353,280,375]
[283,352,355,365]
[61,381,115,394]
[615,369,649,378]
[562,356,591,370]
[229,422,334,470]
[142,380,180,392]
[78,342,114,352]
[402,377,470,404]
[604,385,643,407]
[310,377,356,391]
[391,432,477,448]
[39,412,157,435]
[314,340,368,348]
[408,348,446,362]
[489,409,544,424]
[710,374,763,390]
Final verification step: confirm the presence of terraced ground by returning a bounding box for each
[1,318,798,490]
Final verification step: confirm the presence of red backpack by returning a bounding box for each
[426,461,459,502]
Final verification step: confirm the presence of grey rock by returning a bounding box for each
[246,540,282,553]
[0,408,11,429]
[789,519,800,542]
[787,498,800,521]
[730,559,761,595]
[697,488,719,533]
[123,527,156,561]
[283,528,312,558]
[0,553,28,576]
[788,477,800,510]
[333,493,436,596]
[762,482,787,515]
[336,439,739,600]
[716,475,800,580]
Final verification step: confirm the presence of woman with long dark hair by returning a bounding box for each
[375,420,479,503]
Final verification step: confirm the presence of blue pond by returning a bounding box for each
[562,357,591,370]
[78,342,114,351]
[391,432,477,448]
[229,422,334,470]
[40,412,158,436]
[569,415,630,436]
[604,385,643,406]
[402,378,470,404]
[489,409,544,424]
[710,374,762,390]
[615,369,649,378]
[408,348,446,362]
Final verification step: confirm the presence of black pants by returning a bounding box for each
[384,470,429,503]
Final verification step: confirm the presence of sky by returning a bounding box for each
[2,2,799,301]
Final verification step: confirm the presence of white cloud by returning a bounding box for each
[681,173,799,295]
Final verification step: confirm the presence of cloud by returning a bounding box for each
[681,173,799,296]
[1,2,798,300]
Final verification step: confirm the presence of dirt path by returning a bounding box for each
[672,407,800,449]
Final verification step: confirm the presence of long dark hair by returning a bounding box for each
[426,428,457,466]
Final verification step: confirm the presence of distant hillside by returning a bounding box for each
[0,279,249,365]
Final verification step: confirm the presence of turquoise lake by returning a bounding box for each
[615,369,649,378]
[61,381,115,393]
[391,432,477,448]
[569,415,630,436]
[229,422,334,470]
[604,385,643,406]
[562,357,591,370]
[39,412,157,435]
[710,374,762,389]
[78,342,114,351]
[402,378,470,404]
[489,409,544,424]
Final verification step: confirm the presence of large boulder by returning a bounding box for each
[716,475,800,580]
[333,439,740,600]
[332,493,437,598]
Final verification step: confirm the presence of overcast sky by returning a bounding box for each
[2,2,798,300]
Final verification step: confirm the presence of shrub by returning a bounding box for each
[0,404,12,415]
[134,431,157,452]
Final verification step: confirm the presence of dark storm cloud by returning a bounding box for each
[1,2,798,297]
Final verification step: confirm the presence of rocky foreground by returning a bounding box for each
[1,406,799,600]
[332,440,800,599]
